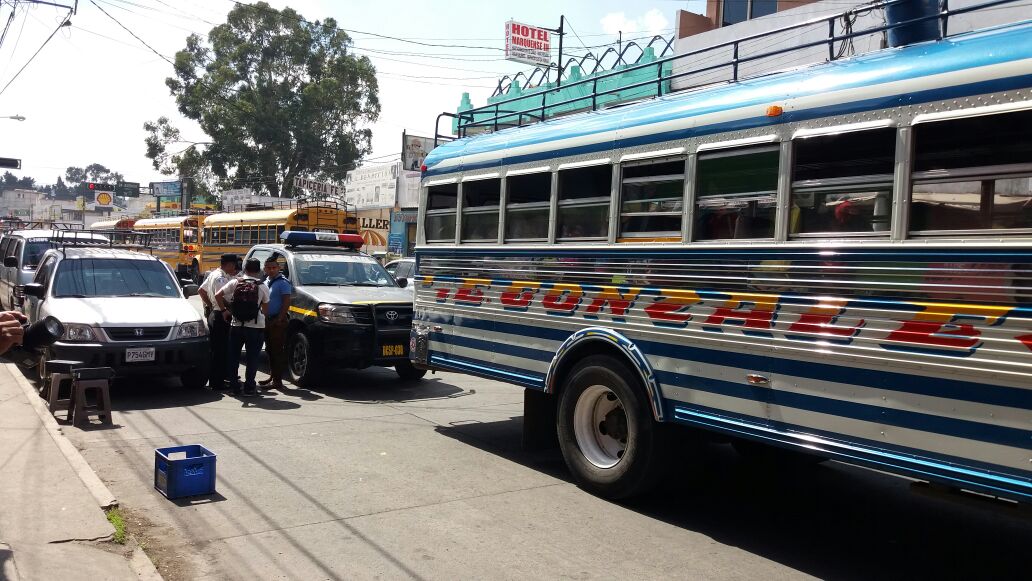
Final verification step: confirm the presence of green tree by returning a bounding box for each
[144,117,218,204]
[161,1,379,197]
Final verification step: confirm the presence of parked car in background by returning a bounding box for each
[0,230,108,310]
[21,244,209,391]
[384,258,416,292]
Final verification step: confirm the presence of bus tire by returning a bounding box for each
[190,260,201,285]
[557,354,669,500]
[394,360,426,380]
[287,330,320,386]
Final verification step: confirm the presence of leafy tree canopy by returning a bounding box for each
[157,2,379,197]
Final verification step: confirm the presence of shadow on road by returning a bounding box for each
[436,414,1032,580]
[302,367,467,404]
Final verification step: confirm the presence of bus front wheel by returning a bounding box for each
[556,355,669,500]
[190,261,201,285]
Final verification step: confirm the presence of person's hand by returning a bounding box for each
[0,311,27,356]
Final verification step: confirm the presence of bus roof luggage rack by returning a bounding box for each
[433,0,1024,145]
[52,229,153,252]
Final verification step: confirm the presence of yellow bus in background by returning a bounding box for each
[199,203,356,273]
[133,216,204,282]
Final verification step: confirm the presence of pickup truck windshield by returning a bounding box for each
[53,259,180,298]
[295,254,396,287]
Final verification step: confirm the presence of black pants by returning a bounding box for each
[208,310,231,387]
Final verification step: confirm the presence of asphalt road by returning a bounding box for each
[54,297,1032,580]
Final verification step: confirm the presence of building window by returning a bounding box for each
[557,164,611,241]
[721,0,778,26]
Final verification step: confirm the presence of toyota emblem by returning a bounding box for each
[385,310,399,321]
[134,328,145,337]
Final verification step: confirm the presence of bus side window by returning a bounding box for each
[557,164,611,241]
[911,108,1032,233]
[276,225,285,239]
[693,146,778,240]
[461,178,500,242]
[790,128,895,236]
[227,227,236,244]
[425,183,458,242]
[504,172,550,242]
[257,226,267,243]
[619,157,685,239]
[251,226,259,243]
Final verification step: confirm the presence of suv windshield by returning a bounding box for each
[24,240,57,269]
[295,253,396,287]
[53,258,180,298]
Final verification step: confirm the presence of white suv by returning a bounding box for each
[21,245,210,388]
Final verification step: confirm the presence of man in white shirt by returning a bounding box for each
[215,258,270,396]
[197,254,238,390]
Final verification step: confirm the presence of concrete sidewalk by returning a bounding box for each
[0,362,153,580]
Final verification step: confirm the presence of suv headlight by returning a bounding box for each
[318,304,356,324]
[176,321,208,339]
[62,324,96,342]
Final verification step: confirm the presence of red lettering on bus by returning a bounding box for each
[435,288,450,302]
[583,287,641,319]
[882,304,1011,353]
[1019,334,1032,352]
[644,290,701,327]
[703,293,778,332]
[786,300,865,339]
[453,278,490,307]
[543,283,583,314]
[500,281,541,310]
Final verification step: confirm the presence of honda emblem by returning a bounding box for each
[134,328,145,337]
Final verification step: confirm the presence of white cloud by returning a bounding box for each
[600,8,671,37]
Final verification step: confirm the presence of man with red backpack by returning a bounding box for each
[214,258,271,396]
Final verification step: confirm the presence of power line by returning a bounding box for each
[90,0,173,64]
[0,12,69,98]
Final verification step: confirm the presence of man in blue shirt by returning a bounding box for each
[260,255,293,390]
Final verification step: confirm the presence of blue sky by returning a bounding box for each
[0,0,704,188]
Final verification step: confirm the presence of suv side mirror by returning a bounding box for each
[396,277,409,288]
[21,282,44,299]
[182,284,199,298]
[3,256,16,268]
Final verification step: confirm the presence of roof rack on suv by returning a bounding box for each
[53,229,154,252]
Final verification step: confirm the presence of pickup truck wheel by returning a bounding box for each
[395,360,426,381]
[287,331,320,386]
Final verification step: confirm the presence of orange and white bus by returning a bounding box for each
[199,202,356,273]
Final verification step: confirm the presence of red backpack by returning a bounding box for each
[231,278,261,322]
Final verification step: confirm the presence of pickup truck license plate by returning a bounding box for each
[381,344,405,357]
[126,347,155,362]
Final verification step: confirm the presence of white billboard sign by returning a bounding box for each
[505,20,552,67]
[292,176,344,198]
[345,161,400,210]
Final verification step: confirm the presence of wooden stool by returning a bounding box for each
[67,367,115,427]
[44,359,83,423]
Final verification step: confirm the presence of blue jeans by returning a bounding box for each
[227,326,264,391]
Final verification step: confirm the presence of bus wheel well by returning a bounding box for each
[546,329,664,422]
[551,340,636,398]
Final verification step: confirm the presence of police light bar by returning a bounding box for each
[280,230,364,249]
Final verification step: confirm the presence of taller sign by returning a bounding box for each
[505,21,551,66]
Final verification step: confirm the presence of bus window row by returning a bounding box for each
[203,225,288,245]
[424,107,1032,243]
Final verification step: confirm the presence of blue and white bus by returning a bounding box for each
[411,3,1032,501]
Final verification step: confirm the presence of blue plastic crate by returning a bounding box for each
[154,445,217,499]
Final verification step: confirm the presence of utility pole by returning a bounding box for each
[546,15,566,88]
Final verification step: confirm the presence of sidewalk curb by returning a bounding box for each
[4,362,118,509]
